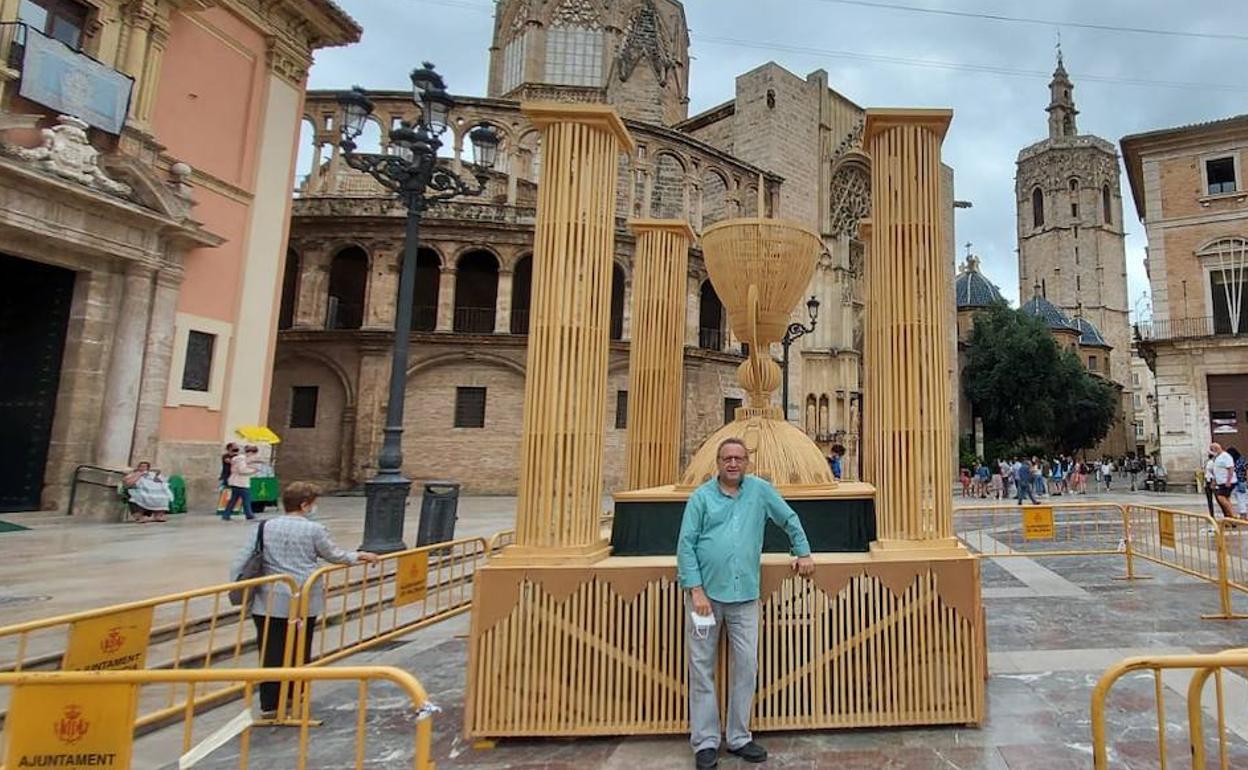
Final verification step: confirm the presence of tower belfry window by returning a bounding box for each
[1032,188,1044,228]
[545,2,605,88]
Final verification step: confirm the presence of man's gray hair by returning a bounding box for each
[716,437,748,459]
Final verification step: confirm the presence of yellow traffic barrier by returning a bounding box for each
[1125,504,1221,584]
[294,536,488,669]
[1091,650,1248,770]
[0,575,301,729]
[0,666,437,770]
[953,501,1128,558]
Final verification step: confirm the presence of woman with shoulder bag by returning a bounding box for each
[229,481,379,718]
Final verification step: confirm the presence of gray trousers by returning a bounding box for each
[687,597,759,752]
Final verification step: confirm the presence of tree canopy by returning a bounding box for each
[963,304,1117,455]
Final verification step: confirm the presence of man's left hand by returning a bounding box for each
[792,555,815,577]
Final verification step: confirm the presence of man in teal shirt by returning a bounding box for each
[677,437,815,769]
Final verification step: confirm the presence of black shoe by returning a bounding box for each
[728,741,767,763]
[695,747,718,769]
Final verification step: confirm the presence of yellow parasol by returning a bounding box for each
[234,425,281,445]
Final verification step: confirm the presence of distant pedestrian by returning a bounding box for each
[230,481,379,719]
[1211,443,1236,519]
[1015,458,1038,505]
[223,445,260,521]
[1204,452,1219,517]
[828,444,845,481]
[1103,459,1114,491]
[1228,447,1248,518]
[217,443,240,517]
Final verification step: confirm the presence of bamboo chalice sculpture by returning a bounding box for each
[677,216,838,490]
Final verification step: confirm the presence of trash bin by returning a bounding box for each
[416,481,460,547]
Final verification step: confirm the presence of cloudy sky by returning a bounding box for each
[307,0,1248,314]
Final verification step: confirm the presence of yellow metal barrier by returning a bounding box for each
[294,536,488,669]
[0,575,301,729]
[1091,650,1248,770]
[953,501,1128,558]
[0,666,436,770]
[1125,504,1221,584]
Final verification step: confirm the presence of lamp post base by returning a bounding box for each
[360,476,412,554]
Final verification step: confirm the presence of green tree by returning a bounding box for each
[963,304,1116,454]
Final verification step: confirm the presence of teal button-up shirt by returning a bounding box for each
[676,474,812,603]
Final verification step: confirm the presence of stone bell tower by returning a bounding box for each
[1015,52,1134,454]
[487,0,691,126]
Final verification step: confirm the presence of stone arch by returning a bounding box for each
[650,151,687,219]
[269,352,354,486]
[454,249,501,333]
[275,350,357,408]
[701,166,731,228]
[1031,187,1045,229]
[327,245,369,329]
[406,350,526,380]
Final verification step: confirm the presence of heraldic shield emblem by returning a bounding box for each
[53,704,89,744]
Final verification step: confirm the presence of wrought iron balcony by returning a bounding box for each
[1135,316,1248,343]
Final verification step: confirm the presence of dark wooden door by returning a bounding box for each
[0,254,75,511]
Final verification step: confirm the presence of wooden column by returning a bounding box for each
[863,109,955,545]
[624,220,694,490]
[510,103,634,561]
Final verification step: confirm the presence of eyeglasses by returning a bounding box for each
[719,456,748,465]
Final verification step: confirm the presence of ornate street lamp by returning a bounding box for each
[337,63,500,553]
[780,295,820,423]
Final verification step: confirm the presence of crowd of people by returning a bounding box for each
[960,454,1170,503]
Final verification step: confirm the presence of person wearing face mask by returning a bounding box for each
[229,481,379,718]
[677,437,815,769]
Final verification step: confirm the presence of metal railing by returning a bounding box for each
[1091,650,1248,770]
[0,666,437,770]
[1125,504,1221,585]
[453,306,496,334]
[509,307,530,334]
[953,501,1127,559]
[411,305,437,331]
[0,575,301,728]
[1135,315,1248,342]
[293,537,488,671]
[699,326,726,351]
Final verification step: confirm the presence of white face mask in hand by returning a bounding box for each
[691,610,716,641]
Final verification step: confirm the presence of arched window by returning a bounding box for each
[698,281,725,350]
[702,169,730,228]
[1102,184,1112,225]
[1069,178,1079,193]
[510,255,532,334]
[453,251,500,333]
[411,248,440,331]
[610,263,626,341]
[326,246,367,329]
[278,248,299,330]
[1032,188,1045,228]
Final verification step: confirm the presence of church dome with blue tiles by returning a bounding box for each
[1070,315,1111,348]
[954,255,1006,310]
[1020,284,1079,332]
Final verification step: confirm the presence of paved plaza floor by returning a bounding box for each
[3,487,1245,769]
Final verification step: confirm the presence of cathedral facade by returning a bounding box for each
[269,0,912,494]
[1015,56,1135,456]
